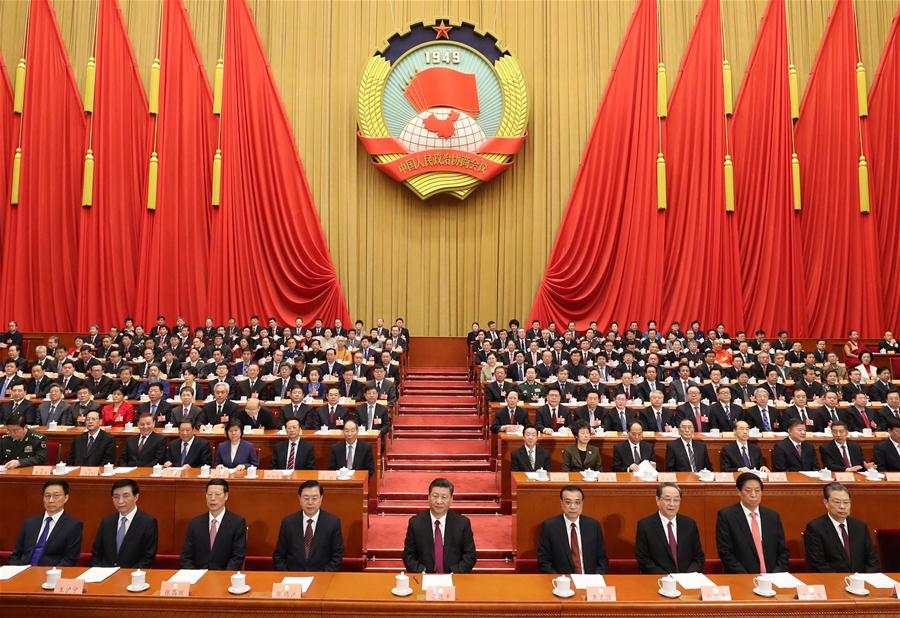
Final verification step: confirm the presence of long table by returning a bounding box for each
[1,569,899,617]
[30,426,381,502]
[0,468,368,570]
[498,433,882,511]
[512,471,900,572]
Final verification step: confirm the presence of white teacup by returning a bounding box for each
[48,421,58,431]
[536,468,549,480]
[865,469,880,480]
[246,466,258,479]
[103,463,114,475]
[819,468,833,481]
[699,469,714,481]
[862,428,873,436]
[164,423,174,431]
[552,575,571,594]
[131,569,146,588]
[45,567,62,587]
[243,425,252,434]
[151,463,163,476]
[231,571,246,590]
[658,575,677,595]
[753,574,773,594]
[709,428,720,437]
[124,422,133,432]
[583,469,598,480]
[845,574,866,594]
[395,571,410,593]
[55,462,66,474]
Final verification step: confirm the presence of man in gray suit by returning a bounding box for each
[36,384,74,426]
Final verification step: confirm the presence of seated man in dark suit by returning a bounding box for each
[91,479,157,568]
[491,390,528,433]
[873,417,900,471]
[844,392,878,433]
[537,484,608,574]
[510,425,552,472]
[66,409,117,466]
[635,482,704,574]
[118,413,167,467]
[329,419,374,476]
[355,386,391,437]
[720,420,769,473]
[708,385,742,431]
[483,367,510,405]
[273,480,344,571]
[281,385,314,429]
[674,386,712,433]
[163,419,212,469]
[201,383,240,426]
[716,472,789,573]
[336,367,363,401]
[169,387,204,427]
[875,390,900,430]
[743,388,784,432]
[271,418,316,470]
[236,398,277,430]
[312,386,352,430]
[365,365,397,406]
[535,388,570,434]
[803,482,880,573]
[601,393,640,434]
[771,419,819,472]
[665,418,712,472]
[781,388,826,433]
[179,479,246,570]
[403,477,477,573]
[820,421,875,473]
[135,383,173,428]
[612,420,656,472]
[0,383,35,426]
[640,390,676,433]
[8,479,83,566]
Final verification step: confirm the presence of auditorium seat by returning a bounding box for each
[875,529,900,571]
[46,441,60,465]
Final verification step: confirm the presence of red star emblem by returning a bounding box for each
[433,20,452,40]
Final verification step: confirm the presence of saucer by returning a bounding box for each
[658,588,681,598]
[127,583,150,592]
[753,587,777,597]
[100,472,115,477]
[228,585,251,595]
[552,588,575,598]
[391,586,414,597]
[845,586,869,596]
[41,582,56,590]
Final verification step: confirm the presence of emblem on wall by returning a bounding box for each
[357,20,529,200]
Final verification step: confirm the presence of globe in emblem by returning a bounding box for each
[398,107,487,153]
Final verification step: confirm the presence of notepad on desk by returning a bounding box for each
[281,576,314,592]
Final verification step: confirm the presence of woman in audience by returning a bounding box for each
[856,350,878,382]
[306,367,326,399]
[481,353,499,383]
[216,420,258,471]
[180,366,204,400]
[101,386,135,427]
[318,328,337,350]
[822,369,842,398]
[562,420,600,472]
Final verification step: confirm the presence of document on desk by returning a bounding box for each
[281,576,314,592]
[767,572,807,588]
[860,573,900,589]
[670,572,715,589]
[113,467,137,475]
[422,573,453,590]
[0,565,30,581]
[570,574,606,589]
[798,471,824,478]
[76,567,119,583]
[168,569,208,584]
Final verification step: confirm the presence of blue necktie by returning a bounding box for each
[619,411,627,432]
[761,408,771,432]
[181,442,189,465]
[115,516,127,553]
[741,445,751,468]
[31,516,53,565]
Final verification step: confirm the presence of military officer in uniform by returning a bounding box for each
[1,412,48,468]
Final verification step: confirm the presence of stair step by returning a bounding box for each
[393,415,482,428]
[375,500,501,515]
[364,558,514,573]
[397,408,478,416]
[380,471,498,492]
[386,460,493,471]
[403,380,473,389]
[387,439,489,456]
[402,395,478,404]
[392,429,484,439]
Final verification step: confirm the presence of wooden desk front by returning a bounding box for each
[498,433,880,511]
[0,469,367,568]
[512,472,900,571]
[1,568,899,618]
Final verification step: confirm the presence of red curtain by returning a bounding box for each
[0,53,16,246]
[134,0,216,328]
[794,0,883,337]
[207,0,349,325]
[732,0,807,336]
[869,7,900,328]
[75,0,149,331]
[528,0,663,330]
[0,0,86,331]
[662,0,743,329]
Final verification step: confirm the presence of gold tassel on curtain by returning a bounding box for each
[211,149,222,206]
[788,64,799,120]
[149,57,160,114]
[858,155,870,213]
[84,57,96,112]
[213,59,224,115]
[856,62,868,117]
[657,63,667,118]
[81,149,94,206]
[723,155,735,212]
[791,153,801,211]
[722,60,733,115]
[10,148,22,205]
[656,153,667,210]
[13,59,26,113]
[146,152,159,210]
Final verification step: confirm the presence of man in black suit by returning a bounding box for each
[355,386,391,437]
[510,425,552,472]
[366,365,397,406]
[483,367,510,405]
[873,417,900,471]
[163,419,212,468]
[91,479,157,568]
[601,393,640,433]
[313,386,352,430]
[574,391,604,430]
[86,364,114,400]
[535,388,570,434]
[875,390,900,430]
[169,387,204,426]
[201,383,240,426]
[636,365,665,402]
[716,472,789,573]
[118,413,167,467]
[336,367,362,401]
[36,385,74,426]
[612,420,656,472]
[329,419,374,476]
[640,390,676,433]
[491,390,528,433]
[180,479,246,570]
[841,368,868,402]
[135,383,172,428]
[820,421,875,473]
[0,383,35,426]
[635,482,704,574]
[720,420,769,472]
[281,386,314,429]
[9,479,83,566]
[708,385,741,431]
[66,410,117,466]
[803,482,880,573]
[26,364,54,399]
[271,418,317,470]
[403,477,477,573]
[273,480,344,571]
[743,388,784,432]
[771,419,819,472]
[781,388,826,433]
[665,418,712,472]
[537,485,608,574]
[843,392,877,433]
[236,398,277,430]
[674,386,712,433]
[57,361,84,399]
[236,364,267,400]
[669,365,696,404]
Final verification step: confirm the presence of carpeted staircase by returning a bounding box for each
[367,367,514,572]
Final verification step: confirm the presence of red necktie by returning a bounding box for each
[693,407,703,431]
[840,523,851,564]
[841,444,851,469]
[434,521,445,573]
[860,410,871,429]
[570,522,582,574]
[667,521,678,571]
[750,511,766,573]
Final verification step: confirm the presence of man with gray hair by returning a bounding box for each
[634,482,704,574]
[803,482,880,573]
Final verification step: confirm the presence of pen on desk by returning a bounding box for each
[412,575,420,586]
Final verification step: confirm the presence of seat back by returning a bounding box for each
[47,441,61,465]
[875,528,900,572]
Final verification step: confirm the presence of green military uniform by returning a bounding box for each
[517,380,546,403]
[0,428,48,467]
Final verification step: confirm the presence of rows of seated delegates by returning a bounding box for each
[0,315,410,470]
[470,319,900,474]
